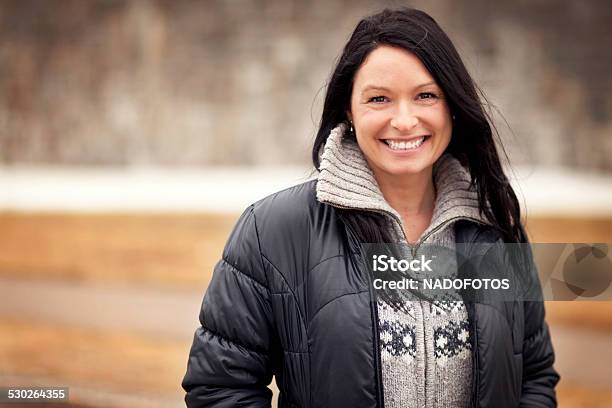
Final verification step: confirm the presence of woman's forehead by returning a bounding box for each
[354,46,435,90]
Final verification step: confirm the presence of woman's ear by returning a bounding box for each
[344,111,356,140]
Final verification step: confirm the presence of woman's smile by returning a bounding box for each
[381,135,431,152]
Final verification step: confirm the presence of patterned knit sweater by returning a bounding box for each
[316,123,490,408]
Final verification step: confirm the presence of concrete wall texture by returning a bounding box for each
[1,0,611,169]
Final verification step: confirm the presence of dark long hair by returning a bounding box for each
[312,7,527,245]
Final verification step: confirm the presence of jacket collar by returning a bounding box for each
[315,123,490,243]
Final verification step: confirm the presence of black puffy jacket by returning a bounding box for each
[182,180,559,407]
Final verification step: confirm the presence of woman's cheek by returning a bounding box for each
[362,111,390,133]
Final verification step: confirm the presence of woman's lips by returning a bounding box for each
[381,135,430,151]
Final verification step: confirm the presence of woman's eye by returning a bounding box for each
[368,96,388,103]
[418,92,438,100]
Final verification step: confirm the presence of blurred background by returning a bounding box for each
[0,0,611,407]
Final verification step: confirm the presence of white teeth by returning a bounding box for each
[386,137,426,151]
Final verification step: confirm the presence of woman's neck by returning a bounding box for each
[374,169,436,243]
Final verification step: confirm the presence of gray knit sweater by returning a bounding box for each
[316,123,490,408]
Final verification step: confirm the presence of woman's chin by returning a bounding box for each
[380,162,433,178]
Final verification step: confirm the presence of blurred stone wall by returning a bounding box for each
[0,0,610,169]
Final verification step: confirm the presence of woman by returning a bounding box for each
[182,7,559,408]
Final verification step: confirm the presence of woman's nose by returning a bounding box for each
[390,104,418,131]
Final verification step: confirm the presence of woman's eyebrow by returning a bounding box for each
[415,80,437,89]
[360,85,392,95]
[360,81,438,95]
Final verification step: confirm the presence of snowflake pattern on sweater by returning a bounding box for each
[379,316,417,358]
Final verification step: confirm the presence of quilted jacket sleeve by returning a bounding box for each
[182,205,275,407]
[519,245,560,407]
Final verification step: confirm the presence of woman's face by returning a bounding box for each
[349,45,452,180]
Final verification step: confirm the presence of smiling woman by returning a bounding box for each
[182,7,559,408]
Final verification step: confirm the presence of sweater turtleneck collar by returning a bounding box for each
[315,123,490,243]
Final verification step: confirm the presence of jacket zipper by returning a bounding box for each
[367,255,386,408]
[470,301,480,408]
[462,296,480,408]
